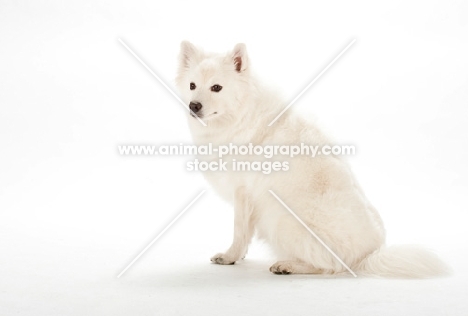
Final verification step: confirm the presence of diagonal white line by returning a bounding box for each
[268,190,357,277]
[118,38,207,127]
[268,39,356,126]
[117,189,206,278]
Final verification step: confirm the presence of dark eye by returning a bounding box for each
[190,82,196,90]
[211,84,222,92]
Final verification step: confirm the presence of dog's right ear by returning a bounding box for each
[179,41,199,71]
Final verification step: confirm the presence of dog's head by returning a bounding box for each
[176,42,251,124]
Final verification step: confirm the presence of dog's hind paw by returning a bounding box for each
[269,260,323,275]
[269,262,293,274]
[210,253,236,265]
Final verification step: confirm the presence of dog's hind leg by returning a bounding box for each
[211,186,255,265]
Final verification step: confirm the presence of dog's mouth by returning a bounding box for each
[190,112,218,119]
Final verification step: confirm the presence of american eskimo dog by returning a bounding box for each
[176,41,449,277]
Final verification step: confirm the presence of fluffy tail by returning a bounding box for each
[355,245,451,278]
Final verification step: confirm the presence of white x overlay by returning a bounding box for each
[117,38,358,278]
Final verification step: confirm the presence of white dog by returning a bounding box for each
[176,41,449,277]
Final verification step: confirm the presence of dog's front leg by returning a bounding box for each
[211,186,254,265]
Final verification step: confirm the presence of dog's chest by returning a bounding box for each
[200,157,242,202]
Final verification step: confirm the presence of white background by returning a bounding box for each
[1,0,468,315]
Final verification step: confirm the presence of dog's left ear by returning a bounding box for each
[231,43,248,73]
[179,41,199,70]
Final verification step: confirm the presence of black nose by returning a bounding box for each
[189,101,202,113]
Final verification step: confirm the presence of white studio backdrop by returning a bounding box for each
[0,1,467,315]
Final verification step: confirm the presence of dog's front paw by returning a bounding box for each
[210,253,236,265]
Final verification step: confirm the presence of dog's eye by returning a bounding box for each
[190,82,196,90]
[211,84,222,92]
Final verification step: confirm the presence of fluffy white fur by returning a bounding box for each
[175,41,450,277]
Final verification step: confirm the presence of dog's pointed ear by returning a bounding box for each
[231,43,248,73]
[179,41,199,70]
